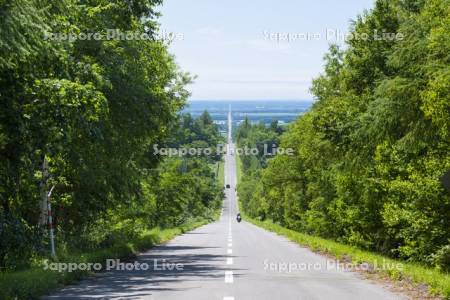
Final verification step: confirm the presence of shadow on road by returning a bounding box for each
[43,243,245,299]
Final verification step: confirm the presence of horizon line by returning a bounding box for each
[188,99,315,102]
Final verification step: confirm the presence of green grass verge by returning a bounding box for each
[0,218,211,300]
[243,215,450,299]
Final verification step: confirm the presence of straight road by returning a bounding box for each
[43,109,406,300]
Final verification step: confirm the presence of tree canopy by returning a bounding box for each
[0,0,223,270]
[237,0,450,271]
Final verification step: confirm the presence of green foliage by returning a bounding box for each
[235,119,285,220]
[0,0,223,276]
[0,212,44,270]
[235,117,283,172]
[238,0,450,273]
[0,218,210,300]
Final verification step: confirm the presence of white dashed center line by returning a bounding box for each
[225,271,234,283]
[227,257,233,265]
[224,297,234,300]
[227,248,232,254]
[228,243,232,247]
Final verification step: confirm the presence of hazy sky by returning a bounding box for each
[159,0,374,100]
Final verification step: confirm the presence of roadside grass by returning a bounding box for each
[243,215,450,299]
[0,218,212,300]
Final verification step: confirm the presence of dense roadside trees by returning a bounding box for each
[235,119,284,217]
[0,0,223,270]
[238,0,450,270]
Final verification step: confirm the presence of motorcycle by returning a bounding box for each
[236,213,242,223]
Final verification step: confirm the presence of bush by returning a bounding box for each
[0,213,44,270]
[430,245,450,272]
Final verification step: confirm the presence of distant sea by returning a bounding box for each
[183,100,313,132]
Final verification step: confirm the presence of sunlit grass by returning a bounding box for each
[244,216,450,299]
[0,218,210,300]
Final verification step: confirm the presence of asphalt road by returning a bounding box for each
[43,112,407,299]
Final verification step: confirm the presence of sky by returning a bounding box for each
[159,0,374,101]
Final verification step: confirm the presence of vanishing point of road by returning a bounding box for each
[43,109,406,300]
